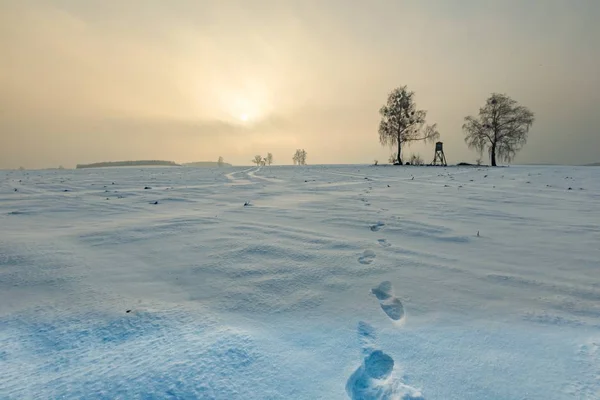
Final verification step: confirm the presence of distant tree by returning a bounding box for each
[252,155,263,166]
[293,149,307,165]
[266,153,273,166]
[217,156,225,167]
[463,93,535,166]
[475,157,483,166]
[378,86,440,165]
[388,153,397,164]
[374,160,379,166]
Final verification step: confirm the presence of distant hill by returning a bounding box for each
[76,160,180,169]
[182,161,232,167]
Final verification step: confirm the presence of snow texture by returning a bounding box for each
[1,164,599,399]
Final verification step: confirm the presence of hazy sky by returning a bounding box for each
[1,0,599,168]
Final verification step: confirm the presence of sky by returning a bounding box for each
[1,0,599,168]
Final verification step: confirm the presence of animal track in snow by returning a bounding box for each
[377,239,391,248]
[371,281,405,323]
[358,250,376,265]
[370,222,385,232]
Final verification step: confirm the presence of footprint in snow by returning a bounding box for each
[346,321,424,400]
[358,250,376,265]
[370,222,385,232]
[371,281,405,323]
[377,239,391,248]
[569,339,600,398]
[357,321,377,357]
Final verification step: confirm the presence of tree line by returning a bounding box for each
[378,86,535,166]
[250,150,308,166]
[252,153,274,166]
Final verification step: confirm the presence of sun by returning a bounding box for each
[240,113,249,122]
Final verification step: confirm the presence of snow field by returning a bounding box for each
[1,164,599,399]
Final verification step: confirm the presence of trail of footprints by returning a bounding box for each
[359,221,394,264]
[346,281,422,399]
[347,220,423,399]
[358,223,388,265]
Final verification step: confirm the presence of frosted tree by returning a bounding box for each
[378,86,440,165]
[293,149,307,165]
[266,153,273,166]
[463,93,534,166]
[217,156,224,167]
[252,155,263,166]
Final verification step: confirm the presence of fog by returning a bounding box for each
[1,0,598,168]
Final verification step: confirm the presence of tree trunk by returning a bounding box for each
[490,143,497,167]
[396,141,403,165]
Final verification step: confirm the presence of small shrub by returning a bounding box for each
[408,154,424,166]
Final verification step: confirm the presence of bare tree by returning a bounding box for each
[388,153,397,164]
[463,93,535,166]
[252,155,263,166]
[266,153,273,166]
[217,156,224,167]
[378,86,440,165]
[293,149,307,165]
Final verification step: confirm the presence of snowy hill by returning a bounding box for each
[182,161,233,167]
[1,165,599,399]
[76,160,180,169]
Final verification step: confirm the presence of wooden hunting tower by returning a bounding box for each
[431,142,447,166]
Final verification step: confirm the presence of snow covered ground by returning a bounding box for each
[1,164,599,399]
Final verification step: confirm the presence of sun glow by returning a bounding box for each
[213,83,274,125]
